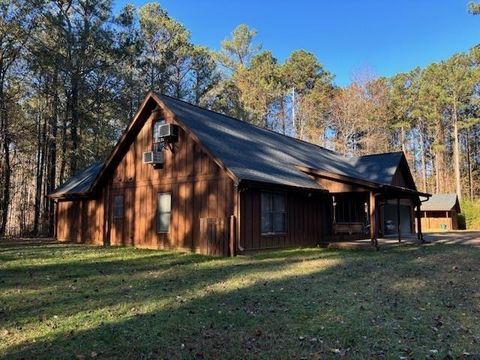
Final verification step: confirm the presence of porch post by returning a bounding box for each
[369,192,378,248]
[416,203,424,243]
[397,198,401,242]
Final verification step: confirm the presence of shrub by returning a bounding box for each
[457,213,466,230]
[460,199,480,230]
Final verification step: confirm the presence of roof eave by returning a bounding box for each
[238,178,328,193]
[47,192,96,200]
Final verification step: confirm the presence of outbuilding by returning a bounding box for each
[420,193,461,231]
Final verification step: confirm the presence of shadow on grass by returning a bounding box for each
[1,242,480,359]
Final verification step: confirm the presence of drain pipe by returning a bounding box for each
[417,196,430,243]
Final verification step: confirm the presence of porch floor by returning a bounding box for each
[320,236,420,250]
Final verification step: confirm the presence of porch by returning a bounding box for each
[320,236,421,250]
[328,187,428,247]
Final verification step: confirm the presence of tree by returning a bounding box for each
[114,4,144,122]
[138,3,190,94]
[329,71,389,155]
[417,63,448,193]
[441,53,475,200]
[234,51,281,127]
[0,0,39,235]
[216,24,261,72]
[280,50,334,141]
[406,68,430,192]
[189,46,221,105]
[329,84,366,155]
[468,1,480,14]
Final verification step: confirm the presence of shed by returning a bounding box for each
[420,194,461,231]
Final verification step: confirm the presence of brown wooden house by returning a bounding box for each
[420,194,461,231]
[49,92,429,256]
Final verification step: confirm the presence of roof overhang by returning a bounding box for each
[297,165,431,199]
[237,178,328,194]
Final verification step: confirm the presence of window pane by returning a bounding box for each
[157,213,171,233]
[158,193,171,212]
[261,213,272,233]
[113,195,123,219]
[261,192,272,212]
[153,120,166,143]
[273,212,286,232]
[157,192,171,233]
[273,194,285,212]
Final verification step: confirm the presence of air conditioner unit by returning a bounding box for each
[158,123,178,139]
[143,151,164,165]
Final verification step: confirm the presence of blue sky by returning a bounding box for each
[115,1,480,86]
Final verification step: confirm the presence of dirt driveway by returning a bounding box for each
[424,231,480,247]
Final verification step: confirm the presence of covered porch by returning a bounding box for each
[329,186,430,247]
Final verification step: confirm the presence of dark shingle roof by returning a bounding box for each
[421,194,460,211]
[158,95,406,189]
[49,93,416,198]
[349,152,404,185]
[49,162,103,198]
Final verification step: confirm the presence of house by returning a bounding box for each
[420,193,461,231]
[48,92,430,256]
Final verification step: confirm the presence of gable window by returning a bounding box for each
[261,192,286,234]
[153,119,166,152]
[156,192,172,233]
[113,195,124,219]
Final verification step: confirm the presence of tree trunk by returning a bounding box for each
[59,103,68,185]
[434,108,445,193]
[0,77,11,236]
[33,106,45,235]
[419,124,427,192]
[70,75,79,175]
[435,154,440,194]
[46,77,58,236]
[466,128,473,200]
[401,126,406,154]
[452,99,462,200]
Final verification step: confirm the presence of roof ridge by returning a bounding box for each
[356,150,404,158]
[156,92,340,156]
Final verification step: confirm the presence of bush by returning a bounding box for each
[460,199,480,230]
[457,213,466,230]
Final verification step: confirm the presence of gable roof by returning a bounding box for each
[49,92,424,199]
[421,193,460,212]
[349,151,417,190]
[349,152,404,186]
[49,162,103,198]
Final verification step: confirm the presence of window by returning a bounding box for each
[153,119,166,152]
[156,192,171,233]
[333,193,366,223]
[261,192,286,234]
[113,195,124,219]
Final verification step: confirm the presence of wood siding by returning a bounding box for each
[392,167,407,188]
[56,198,104,245]
[420,210,458,231]
[316,177,370,193]
[56,108,236,256]
[239,188,326,251]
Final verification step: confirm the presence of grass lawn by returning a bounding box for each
[1,240,480,359]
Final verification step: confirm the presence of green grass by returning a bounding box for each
[1,240,480,359]
[461,199,480,230]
